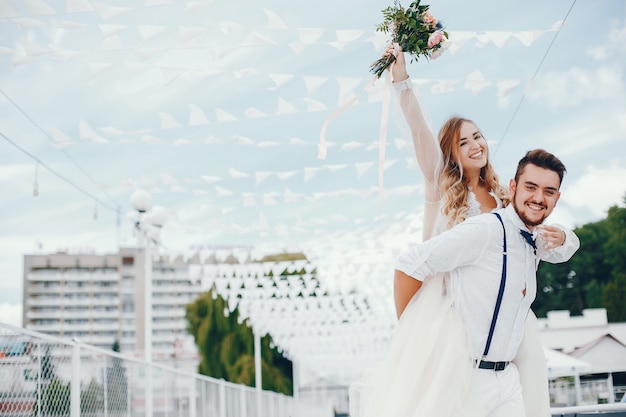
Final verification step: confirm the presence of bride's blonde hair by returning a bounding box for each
[438,116,511,228]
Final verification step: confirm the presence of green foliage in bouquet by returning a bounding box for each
[370,0,448,78]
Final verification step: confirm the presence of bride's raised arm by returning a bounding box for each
[387,44,443,241]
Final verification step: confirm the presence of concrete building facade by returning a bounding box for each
[22,247,201,359]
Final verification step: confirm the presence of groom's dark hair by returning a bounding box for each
[515,149,567,187]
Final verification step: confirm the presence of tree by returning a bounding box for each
[106,340,129,411]
[535,195,626,321]
[602,198,626,321]
[32,344,63,416]
[185,289,293,395]
[81,379,104,413]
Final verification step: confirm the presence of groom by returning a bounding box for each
[394,148,579,416]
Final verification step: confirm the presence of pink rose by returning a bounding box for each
[428,30,444,48]
[422,11,438,27]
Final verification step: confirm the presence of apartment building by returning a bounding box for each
[22,247,201,360]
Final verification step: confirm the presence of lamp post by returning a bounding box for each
[130,189,168,417]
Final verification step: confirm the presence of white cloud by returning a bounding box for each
[563,164,626,218]
[528,66,624,109]
[587,24,626,61]
[0,303,22,327]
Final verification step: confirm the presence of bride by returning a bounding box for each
[350,43,579,417]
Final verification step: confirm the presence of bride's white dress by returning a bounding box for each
[349,194,488,417]
[348,77,558,417]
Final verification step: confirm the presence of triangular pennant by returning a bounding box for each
[138,25,168,40]
[262,8,287,29]
[20,40,50,57]
[464,69,491,95]
[298,27,325,44]
[431,80,458,94]
[242,192,258,207]
[92,2,131,20]
[245,107,268,118]
[512,31,535,47]
[219,21,247,35]
[303,98,327,112]
[284,188,303,203]
[65,0,94,13]
[215,108,238,122]
[0,0,19,17]
[12,17,45,29]
[234,67,258,79]
[215,185,234,197]
[341,141,364,152]
[189,104,210,126]
[101,35,125,50]
[243,32,277,47]
[141,134,165,144]
[303,76,328,95]
[177,26,205,44]
[267,73,295,90]
[228,168,249,179]
[336,76,363,106]
[484,31,512,48]
[158,112,182,129]
[355,162,375,178]
[233,135,254,145]
[263,193,280,206]
[24,0,57,15]
[99,24,126,38]
[159,68,185,85]
[326,165,347,173]
[335,29,363,43]
[497,79,521,98]
[201,176,223,184]
[255,172,273,184]
[303,167,320,181]
[276,171,298,181]
[276,97,297,115]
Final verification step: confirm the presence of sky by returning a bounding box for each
[1,0,625,343]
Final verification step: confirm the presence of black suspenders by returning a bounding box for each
[482,212,507,359]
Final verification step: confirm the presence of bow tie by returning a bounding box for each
[520,230,537,254]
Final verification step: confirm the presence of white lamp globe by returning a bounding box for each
[130,189,153,213]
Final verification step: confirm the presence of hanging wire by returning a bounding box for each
[493,0,578,157]
[0,130,119,212]
[0,88,121,212]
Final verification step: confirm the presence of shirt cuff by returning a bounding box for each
[392,77,413,92]
[394,249,432,281]
[536,225,580,262]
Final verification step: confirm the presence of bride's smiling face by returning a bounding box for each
[453,121,488,172]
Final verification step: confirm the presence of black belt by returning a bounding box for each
[477,360,509,371]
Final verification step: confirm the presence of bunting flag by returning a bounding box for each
[0,0,580,386]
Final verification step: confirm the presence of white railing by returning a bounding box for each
[551,403,626,416]
[0,322,306,417]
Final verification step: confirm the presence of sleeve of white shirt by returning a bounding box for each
[535,224,580,263]
[394,215,496,281]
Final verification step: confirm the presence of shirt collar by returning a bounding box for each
[503,204,532,233]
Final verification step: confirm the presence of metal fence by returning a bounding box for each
[0,323,295,417]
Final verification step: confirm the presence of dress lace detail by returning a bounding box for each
[467,188,503,216]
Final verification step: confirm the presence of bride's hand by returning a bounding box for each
[384,43,409,82]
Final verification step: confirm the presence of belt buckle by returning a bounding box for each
[495,362,506,371]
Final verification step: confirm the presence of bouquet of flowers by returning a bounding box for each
[370,0,448,78]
